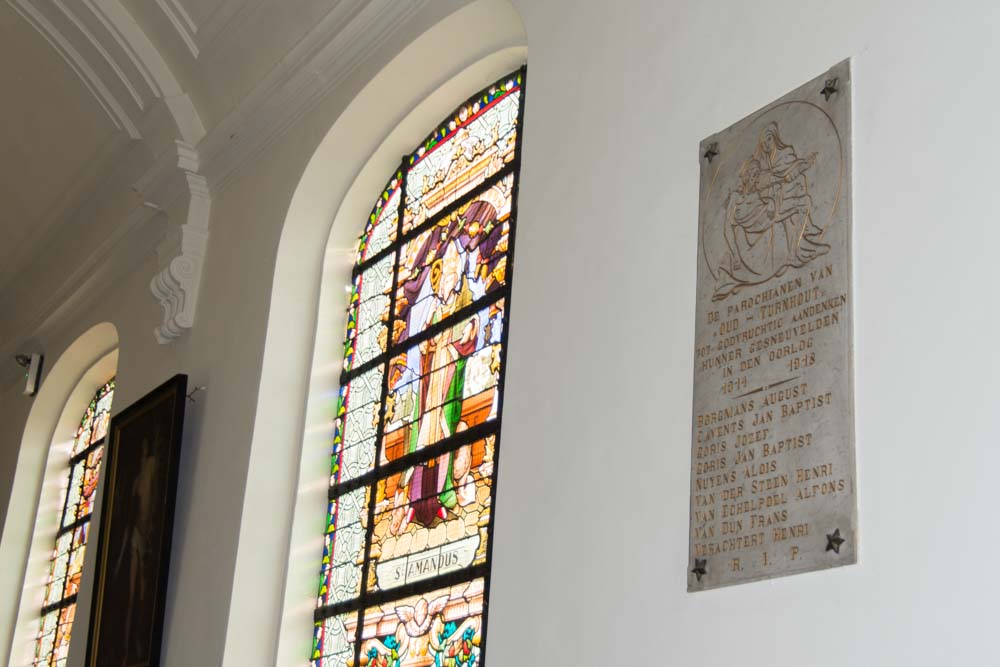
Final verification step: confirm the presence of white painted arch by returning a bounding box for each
[223,1,527,664]
[0,322,119,667]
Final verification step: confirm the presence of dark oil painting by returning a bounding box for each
[86,375,187,667]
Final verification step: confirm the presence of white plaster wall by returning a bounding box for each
[1,1,998,666]
[487,1,1000,665]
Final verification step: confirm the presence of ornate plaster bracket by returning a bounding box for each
[137,141,212,344]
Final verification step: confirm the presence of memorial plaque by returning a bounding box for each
[689,61,855,590]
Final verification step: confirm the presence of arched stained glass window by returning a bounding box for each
[313,68,525,666]
[35,378,114,666]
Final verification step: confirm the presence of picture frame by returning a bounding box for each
[85,374,188,667]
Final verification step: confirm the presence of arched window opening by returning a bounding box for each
[313,68,525,666]
[34,378,115,665]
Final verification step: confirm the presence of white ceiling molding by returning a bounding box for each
[7,0,210,146]
[8,0,207,143]
[199,0,429,191]
[139,0,431,343]
[50,0,145,109]
[139,141,212,343]
[81,0,162,97]
[154,0,199,58]
[6,0,211,346]
[4,0,434,350]
[89,0,206,144]
[125,0,430,343]
[7,0,142,137]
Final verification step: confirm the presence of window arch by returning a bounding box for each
[34,378,114,666]
[312,68,525,666]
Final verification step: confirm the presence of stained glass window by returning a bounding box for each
[313,68,525,666]
[34,378,114,666]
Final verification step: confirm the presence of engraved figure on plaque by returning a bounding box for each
[711,122,833,301]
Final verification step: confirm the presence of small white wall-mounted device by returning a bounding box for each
[15,353,43,396]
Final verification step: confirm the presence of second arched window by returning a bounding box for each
[312,68,526,667]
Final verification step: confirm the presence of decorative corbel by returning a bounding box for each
[136,141,212,344]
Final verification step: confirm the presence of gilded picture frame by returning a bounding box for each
[85,374,187,667]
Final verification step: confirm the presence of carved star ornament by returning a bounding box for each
[825,528,846,554]
[691,558,708,582]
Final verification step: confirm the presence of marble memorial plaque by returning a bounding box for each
[689,61,856,591]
